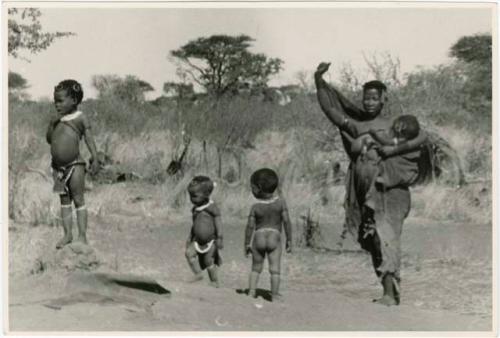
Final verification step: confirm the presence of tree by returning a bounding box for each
[92,74,154,102]
[170,35,283,97]
[8,71,28,90]
[8,8,74,59]
[450,34,492,64]
[163,82,195,100]
[450,34,492,113]
[8,71,29,100]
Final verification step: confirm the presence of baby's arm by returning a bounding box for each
[82,115,99,174]
[214,215,223,250]
[244,207,256,256]
[379,129,428,158]
[281,200,292,253]
[369,128,394,146]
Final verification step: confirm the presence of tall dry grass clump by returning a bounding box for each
[8,53,491,229]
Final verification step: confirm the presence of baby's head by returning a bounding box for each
[54,79,84,115]
[393,115,420,140]
[250,168,279,199]
[188,176,215,206]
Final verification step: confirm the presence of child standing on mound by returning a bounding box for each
[185,176,223,287]
[46,80,99,249]
[244,168,292,302]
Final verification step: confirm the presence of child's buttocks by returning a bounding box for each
[51,123,81,166]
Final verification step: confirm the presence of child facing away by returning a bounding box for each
[185,176,223,287]
[46,80,99,249]
[244,168,292,302]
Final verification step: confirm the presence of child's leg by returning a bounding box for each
[68,165,87,244]
[56,194,73,249]
[185,243,203,281]
[249,245,265,298]
[202,245,219,287]
[267,233,282,301]
[207,265,219,288]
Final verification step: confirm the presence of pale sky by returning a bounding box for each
[8,5,493,100]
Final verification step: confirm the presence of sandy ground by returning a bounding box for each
[7,186,494,333]
[9,276,491,332]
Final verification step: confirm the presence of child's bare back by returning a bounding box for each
[245,168,292,302]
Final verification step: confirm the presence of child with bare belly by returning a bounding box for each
[46,80,99,249]
[244,168,292,302]
[185,176,223,287]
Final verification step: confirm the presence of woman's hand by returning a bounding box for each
[377,145,396,158]
[315,62,331,76]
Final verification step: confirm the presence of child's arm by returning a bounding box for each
[369,128,394,146]
[378,129,428,158]
[214,215,223,250]
[315,63,359,137]
[244,207,256,257]
[281,200,292,253]
[82,115,99,174]
[46,116,60,144]
[186,228,194,248]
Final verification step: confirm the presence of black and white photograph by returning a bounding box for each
[4,2,496,334]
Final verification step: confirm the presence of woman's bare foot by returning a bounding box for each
[372,295,397,306]
[75,236,88,245]
[210,281,220,288]
[56,235,73,249]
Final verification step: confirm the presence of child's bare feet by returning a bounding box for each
[372,295,397,306]
[187,274,204,283]
[56,235,73,249]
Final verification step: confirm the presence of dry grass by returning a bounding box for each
[411,183,491,225]
[7,91,492,323]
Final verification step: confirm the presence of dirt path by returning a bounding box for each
[9,277,491,332]
[8,208,493,332]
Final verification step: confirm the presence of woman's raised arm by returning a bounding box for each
[315,62,360,137]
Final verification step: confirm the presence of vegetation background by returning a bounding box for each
[7,7,493,330]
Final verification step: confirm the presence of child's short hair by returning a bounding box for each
[54,79,84,104]
[188,176,215,196]
[395,114,420,140]
[362,80,387,95]
[250,168,279,194]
